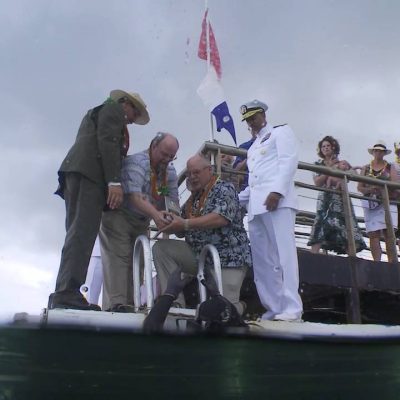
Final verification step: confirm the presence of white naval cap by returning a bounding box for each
[240,99,268,121]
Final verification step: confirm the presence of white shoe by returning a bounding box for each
[273,312,302,322]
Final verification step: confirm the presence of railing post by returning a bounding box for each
[341,176,357,257]
[381,184,398,264]
[133,235,154,311]
[341,176,361,323]
[216,148,222,177]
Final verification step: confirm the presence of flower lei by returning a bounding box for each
[395,142,400,164]
[104,97,115,105]
[149,150,169,200]
[367,160,388,179]
[185,176,218,218]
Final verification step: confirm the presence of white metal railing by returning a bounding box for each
[188,141,400,263]
[133,235,154,311]
[132,235,223,312]
[197,244,223,302]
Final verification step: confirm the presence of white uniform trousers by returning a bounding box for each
[248,208,303,319]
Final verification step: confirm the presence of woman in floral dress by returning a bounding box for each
[308,136,367,255]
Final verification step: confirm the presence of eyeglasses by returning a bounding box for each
[187,166,210,178]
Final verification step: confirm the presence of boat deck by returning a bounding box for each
[13,308,400,342]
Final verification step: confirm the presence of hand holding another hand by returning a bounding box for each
[159,215,185,234]
[153,211,174,230]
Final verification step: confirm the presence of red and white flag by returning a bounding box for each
[196,9,236,144]
[197,10,222,80]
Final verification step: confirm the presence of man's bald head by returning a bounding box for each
[186,154,213,192]
[187,154,210,170]
[150,132,179,168]
[150,132,179,149]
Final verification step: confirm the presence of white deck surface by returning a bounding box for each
[250,319,400,340]
[14,307,196,331]
[12,309,400,340]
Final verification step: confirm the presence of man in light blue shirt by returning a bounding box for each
[100,132,179,312]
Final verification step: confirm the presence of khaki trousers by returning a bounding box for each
[152,239,247,315]
[99,209,148,310]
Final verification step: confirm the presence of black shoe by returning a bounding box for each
[171,301,184,309]
[48,292,101,311]
[108,304,135,313]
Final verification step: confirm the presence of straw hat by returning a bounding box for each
[110,89,150,125]
[368,140,391,155]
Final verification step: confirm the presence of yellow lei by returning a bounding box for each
[186,176,218,218]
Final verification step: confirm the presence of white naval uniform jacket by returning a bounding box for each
[239,123,299,221]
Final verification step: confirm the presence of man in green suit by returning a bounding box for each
[49,90,150,311]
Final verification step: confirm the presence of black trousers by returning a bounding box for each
[55,172,106,294]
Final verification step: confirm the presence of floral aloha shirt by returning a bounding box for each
[182,180,252,268]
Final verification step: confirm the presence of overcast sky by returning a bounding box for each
[1,0,400,321]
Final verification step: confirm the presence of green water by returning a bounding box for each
[1,326,400,399]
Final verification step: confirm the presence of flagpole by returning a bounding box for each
[197,4,236,146]
[205,1,215,143]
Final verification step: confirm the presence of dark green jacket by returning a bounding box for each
[59,101,126,185]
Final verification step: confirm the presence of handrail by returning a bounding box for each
[133,235,154,311]
[179,140,400,263]
[181,140,400,190]
[298,161,400,190]
[197,244,223,302]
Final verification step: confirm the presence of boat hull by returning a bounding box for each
[2,325,400,399]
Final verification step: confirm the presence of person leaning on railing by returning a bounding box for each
[357,140,399,263]
[307,136,367,255]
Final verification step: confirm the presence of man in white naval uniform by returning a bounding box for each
[238,100,303,321]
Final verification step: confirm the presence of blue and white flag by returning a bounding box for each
[196,67,237,144]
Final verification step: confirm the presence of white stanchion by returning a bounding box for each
[197,244,223,302]
[133,235,154,311]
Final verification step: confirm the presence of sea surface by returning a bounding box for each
[1,325,400,399]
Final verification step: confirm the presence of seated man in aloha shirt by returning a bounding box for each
[152,153,252,315]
